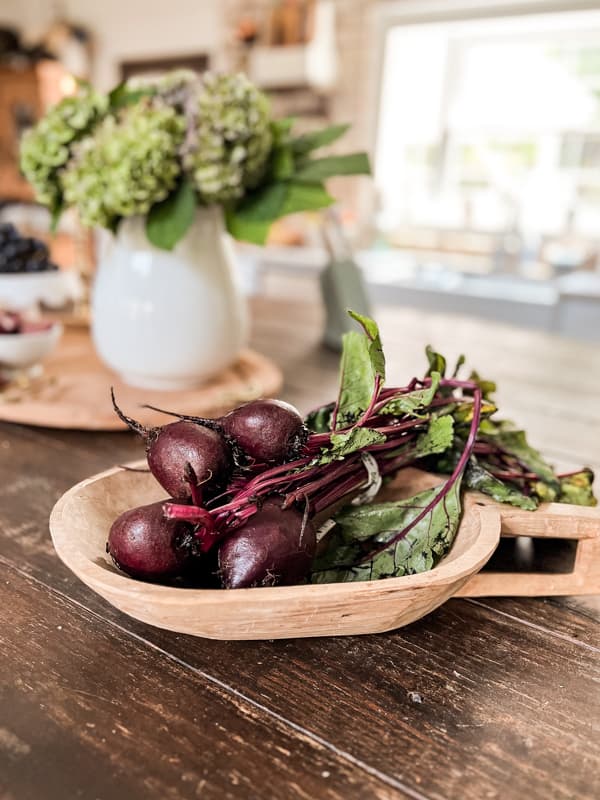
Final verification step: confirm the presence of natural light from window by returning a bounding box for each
[375,9,600,279]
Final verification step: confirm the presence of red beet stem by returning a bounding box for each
[162,502,213,528]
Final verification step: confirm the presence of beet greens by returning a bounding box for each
[111,310,596,588]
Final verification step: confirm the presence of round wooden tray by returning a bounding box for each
[0,329,283,430]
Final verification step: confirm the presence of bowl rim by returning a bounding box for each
[50,462,501,604]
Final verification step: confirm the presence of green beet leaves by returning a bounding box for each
[488,428,559,490]
[307,324,597,587]
[380,372,441,417]
[311,479,463,583]
[333,331,375,428]
[414,415,455,458]
[333,311,385,430]
[317,428,386,465]
[305,402,335,433]
[464,461,538,510]
[559,470,597,506]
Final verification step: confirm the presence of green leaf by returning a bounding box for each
[453,400,497,424]
[311,480,463,583]
[230,183,289,222]
[311,529,363,571]
[452,354,466,378]
[468,369,497,400]
[334,331,375,429]
[224,182,288,245]
[290,123,350,155]
[270,117,295,145]
[532,481,557,503]
[305,402,334,433]
[465,461,538,510]
[557,470,597,507]
[225,181,334,244]
[317,428,385,465]
[272,147,295,181]
[146,178,196,251]
[414,415,454,458]
[334,313,384,430]
[224,211,271,245]
[425,345,446,378]
[485,428,559,490]
[380,372,441,417]
[49,200,64,234]
[280,181,335,216]
[348,310,385,382]
[109,83,155,110]
[294,153,371,183]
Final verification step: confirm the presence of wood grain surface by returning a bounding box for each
[1,292,599,800]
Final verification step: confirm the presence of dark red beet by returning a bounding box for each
[218,499,316,588]
[107,501,191,580]
[111,390,231,502]
[220,399,305,464]
[147,420,230,502]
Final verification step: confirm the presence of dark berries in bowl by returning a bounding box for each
[0,223,59,274]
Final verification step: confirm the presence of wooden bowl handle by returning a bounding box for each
[456,501,600,598]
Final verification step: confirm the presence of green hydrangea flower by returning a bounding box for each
[61,101,185,228]
[20,87,108,209]
[185,72,272,204]
[125,69,196,109]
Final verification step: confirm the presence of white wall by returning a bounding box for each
[0,0,225,88]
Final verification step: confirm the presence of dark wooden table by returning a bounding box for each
[1,295,599,800]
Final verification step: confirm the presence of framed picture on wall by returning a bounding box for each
[120,53,209,82]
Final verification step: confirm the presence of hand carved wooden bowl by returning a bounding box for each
[49,464,502,640]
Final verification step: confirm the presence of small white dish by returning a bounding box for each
[0,322,63,375]
[0,270,74,311]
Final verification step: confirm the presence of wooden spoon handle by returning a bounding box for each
[456,500,600,598]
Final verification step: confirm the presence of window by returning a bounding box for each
[376,8,600,278]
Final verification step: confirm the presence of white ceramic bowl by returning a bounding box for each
[0,270,74,311]
[0,322,63,372]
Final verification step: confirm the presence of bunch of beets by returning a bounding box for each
[107,312,596,589]
[109,395,314,588]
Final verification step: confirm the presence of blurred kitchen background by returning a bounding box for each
[2,0,600,340]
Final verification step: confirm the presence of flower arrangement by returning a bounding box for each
[20,70,370,250]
